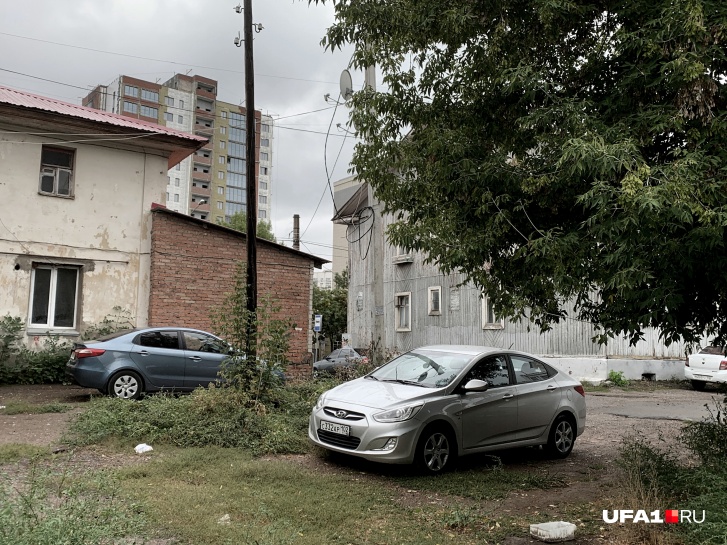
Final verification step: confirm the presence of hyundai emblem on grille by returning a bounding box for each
[336,410,347,419]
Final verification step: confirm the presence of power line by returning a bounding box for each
[0,31,341,86]
[0,68,93,92]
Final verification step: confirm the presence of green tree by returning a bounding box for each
[310,0,727,346]
[219,211,276,242]
[313,270,349,344]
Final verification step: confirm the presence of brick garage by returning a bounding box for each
[148,207,327,371]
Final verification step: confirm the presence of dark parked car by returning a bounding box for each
[67,327,233,399]
[313,347,368,375]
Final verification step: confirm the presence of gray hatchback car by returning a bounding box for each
[67,327,231,399]
[309,345,586,473]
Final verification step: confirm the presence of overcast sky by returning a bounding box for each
[0,0,361,267]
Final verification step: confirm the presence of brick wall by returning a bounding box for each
[149,209,315,369]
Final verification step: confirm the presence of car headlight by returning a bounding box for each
[314,394,326,410]
[373,404,423,423]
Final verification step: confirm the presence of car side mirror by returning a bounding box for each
[463,379,489,392]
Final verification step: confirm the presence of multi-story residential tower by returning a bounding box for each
[83,74,273,224]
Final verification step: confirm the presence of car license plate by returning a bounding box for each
[320,420,350,436]
[695,374,711,380]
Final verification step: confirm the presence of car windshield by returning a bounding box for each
[369,350,473,388]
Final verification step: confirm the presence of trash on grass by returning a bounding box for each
[134,443,153,454]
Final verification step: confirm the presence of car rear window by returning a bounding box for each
[699,345,725,355]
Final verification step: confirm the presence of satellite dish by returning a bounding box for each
[339,69,353,100]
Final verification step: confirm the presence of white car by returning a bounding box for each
[309,345,587,473]
[685,345,727,390]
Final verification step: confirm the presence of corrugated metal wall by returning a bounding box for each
[346,212,691,359]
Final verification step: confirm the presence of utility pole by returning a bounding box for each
[243,0,257,355]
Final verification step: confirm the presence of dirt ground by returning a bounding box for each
[0,383,721,544]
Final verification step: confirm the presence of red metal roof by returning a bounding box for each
[0,85,206,143]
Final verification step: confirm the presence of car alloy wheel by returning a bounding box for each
[110,371,142,400]
[419,429,452,473]
[547,415,575,458]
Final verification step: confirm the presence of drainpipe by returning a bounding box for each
[293,214,300,250]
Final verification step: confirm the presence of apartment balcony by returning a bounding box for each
[195,107,215,121]
[193,154,212,166]
[191,202,210,213]
[194,125,214,137]
[192,171,211,182]
[190,185,211,198]
[195,88,216,101]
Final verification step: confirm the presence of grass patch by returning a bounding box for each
[393,461,566,501]
[0,458,147,545]
[0,444,48,464]
[0,401,74,415]
[583,379,691,393]
[116,446,493,545]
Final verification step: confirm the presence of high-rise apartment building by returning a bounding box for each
[83,74,273,224]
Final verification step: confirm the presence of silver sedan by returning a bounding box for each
[309,345,587,473]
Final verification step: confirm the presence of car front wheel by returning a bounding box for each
[546,415,576,458]
[108,371,143,400]
[416,425,456,473]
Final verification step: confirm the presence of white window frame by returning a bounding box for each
[395,291,412,332]
[428,286,441,316]
[28,265,80,330]
[482,294,504,329]
[39,146,75,198]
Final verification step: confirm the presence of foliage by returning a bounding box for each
[311,0,727,347]
[210,262,292,402]
[0,315,23,366]
[218,211,277,242]
[66,383,325,457]
[0,334,71,386]
[606,370,628,387]
[312,269,349,344]
[618,402,727,544]
[0,461,146,545]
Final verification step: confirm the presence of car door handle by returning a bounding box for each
[188,356,201,361]
[139,350,149,356]
[546,385,557,391]
[502,393,514,400]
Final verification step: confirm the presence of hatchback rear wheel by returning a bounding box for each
[691,380,707,391]
[546,414,576,458]
[108,371,142,400]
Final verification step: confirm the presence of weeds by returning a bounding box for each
[607,370,629,387]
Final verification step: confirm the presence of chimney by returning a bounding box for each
[293,214,300,250]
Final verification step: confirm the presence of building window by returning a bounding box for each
[217,201,223,210]
[124,85,138,98]
[220,126,226,135]
[428,286,441,316]
[123,101,138,114]
[140,105,158,118]
[217,186,224,195]
[219,156,225,164]
[29,266,79,329]
[258,209,267,219]
[164,112,173,122]
[175,163,181,171]
[174,194,180,203]
[174,178,180,187]
[261,166,268,175]
[179,100,184,109]
[261,123,270,133]
[178,115,183,123]
[261,138,269,147]
[217,171,224,180]
[141,89,159,102]
[39,146,74,197]
[395,292,411,332]
[220,141,226,149]
[482,295,504,329]
[259,195,267,204]
[165,96,175,107]
[260,180,267,190]
[221,110,228,119]
[260,152,269,161]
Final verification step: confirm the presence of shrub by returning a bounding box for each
[607,370,628,387]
